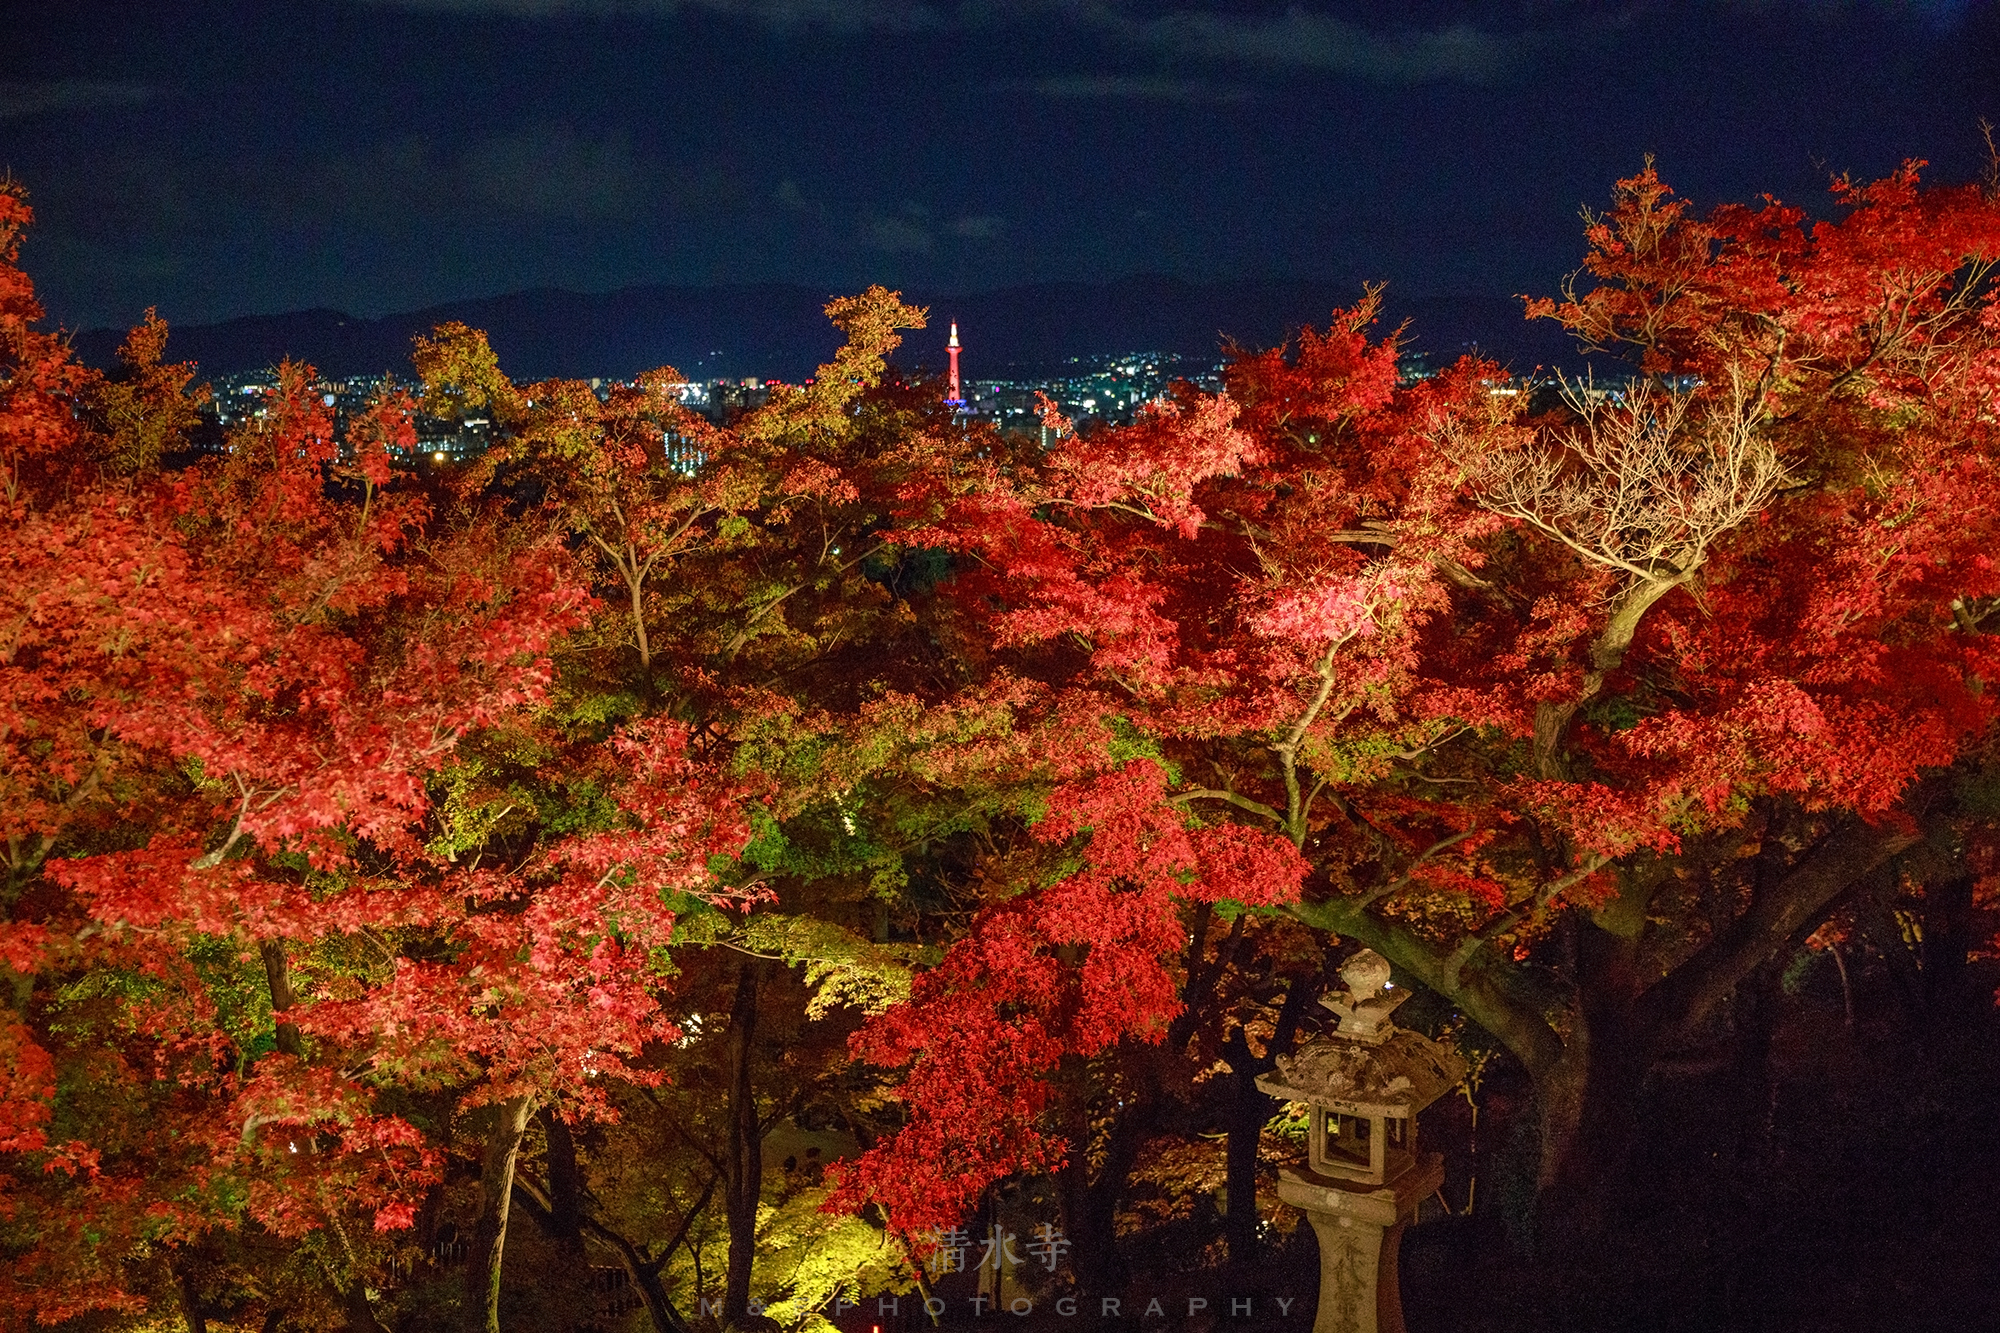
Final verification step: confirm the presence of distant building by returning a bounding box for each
[945,322,965,410]
[955,352,1226,437]
[701,378,772,424]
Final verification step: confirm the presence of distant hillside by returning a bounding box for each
[71,277,1583,384]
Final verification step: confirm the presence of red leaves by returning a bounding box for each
[0,204,760,1320]
[1510,780,1681,860]
[838,162,2000,1242]
[835,762,1304,1228]
[1251,569,1404,646]
[0,183,96,496]
[1540,157,2000,412]
[1050,392,1261,537]
[0,1019,55,1156]
[4,160,2000,1307]
[228,1063,440,1241]
[1035,761,1304,911]
[49,846,273,935]
[1225,294,1402,438]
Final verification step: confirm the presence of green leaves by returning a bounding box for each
[736,914,930,1019]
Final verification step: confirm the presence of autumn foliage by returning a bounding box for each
[1,156,1998,1331]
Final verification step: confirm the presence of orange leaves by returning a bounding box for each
[89,309,210,475]
[411,320,526,424]
[738,284,926,445]
[778,457,860,507]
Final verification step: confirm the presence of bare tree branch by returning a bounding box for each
[1475,371,1790,592]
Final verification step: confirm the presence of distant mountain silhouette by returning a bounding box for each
[71,277,1583,384]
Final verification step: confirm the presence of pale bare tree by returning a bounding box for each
[1464,369,1792,773]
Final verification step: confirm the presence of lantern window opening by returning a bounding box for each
[1309,1107,1384,1181]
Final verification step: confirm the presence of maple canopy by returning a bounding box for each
[0,158,1996,1329]
[0,180,757,1327]
[827,159,2000,1229]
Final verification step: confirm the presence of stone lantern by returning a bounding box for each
[1256,950,1465,1333]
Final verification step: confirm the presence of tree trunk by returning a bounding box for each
[1222,1031,1264,1266]
[259,939,303,1058]
[542,1110,587,1245]
[1532,700,1579,780]
[464,1093,536,1333]
[588,1218,689,1333]
[1920,873,1978,1027]
[1063,914,1241,1295]
[539,1109,591,1332]
[173,1260,208,1333]
[723,960,763,1326]
[341,1282,391,1333]
[1530,903,1679,1250]
[516,1171,691,1333]
[1223,980,1313,1267]
[1317,814,1915,1245]
[1727,960,1783,1176]
[1060,908,1252,1293]
[1053,1053,1094,1290]
[623,556,655,690]
[1532,1018,1655,1249]
[1069,1092,1149,1295]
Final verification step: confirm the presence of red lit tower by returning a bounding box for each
[945,321,965,409]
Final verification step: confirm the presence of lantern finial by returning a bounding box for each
[1318,948,1408,1044]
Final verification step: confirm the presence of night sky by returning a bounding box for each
[2,1,1996,336]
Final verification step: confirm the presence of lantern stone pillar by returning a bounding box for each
[1277,1154,1444,1333]
[1257,950,1464,1333]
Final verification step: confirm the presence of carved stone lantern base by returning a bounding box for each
[1276,1152,1444,1333]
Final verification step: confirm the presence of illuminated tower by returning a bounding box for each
[945,321,965,409]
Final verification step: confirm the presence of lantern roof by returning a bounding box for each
[1256,1028,1466,1119]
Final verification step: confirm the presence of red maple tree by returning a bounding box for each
[834,162,2000,1249]
[0,184,752,1329]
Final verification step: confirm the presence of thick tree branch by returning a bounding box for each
[1287,895,1565,1081]
[1638,818,1917,1040]
[514,1173,697,1333]
[258,939,303,1058]
[1165,787,1285,826]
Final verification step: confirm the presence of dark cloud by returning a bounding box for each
[360,1,1525,84]
[459,126,642,219]
[0,79,156,121]
[0,0,1987,332]
[950,215,1006,240]
[1133,10,1519,82]
[774,179,822,215]
[863,209,935,254]
[1020,74,1256,104]
[355,0,948,28]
